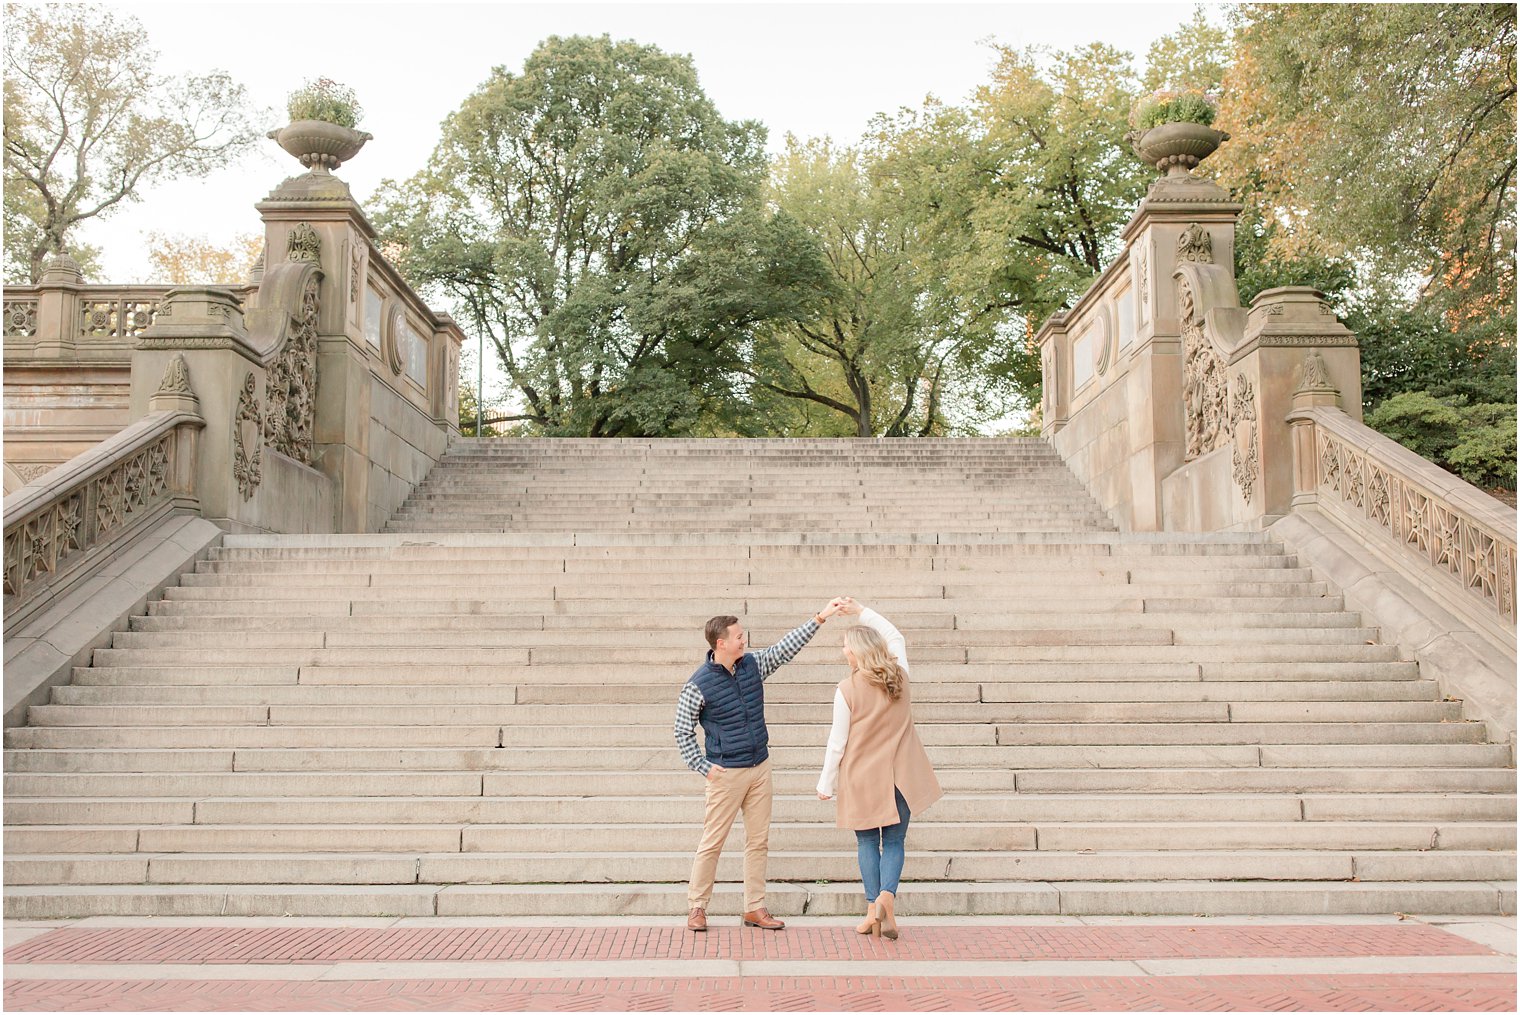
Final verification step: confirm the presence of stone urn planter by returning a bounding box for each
[267,119,373,172]
[1125,121,1230,176]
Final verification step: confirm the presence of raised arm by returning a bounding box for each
[754,598,847,680]
[856,605,909,673]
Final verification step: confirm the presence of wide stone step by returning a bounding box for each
[63,661,1422,687]
[5,849,1513,888]
[9,764,1511,797]
[105,628,1391,652]
[153,581,1334,602]
[6,819,1511,859]
[47,691,1453,725]
[8,738,1507,768]
[12,792,1510,830]
[86,644,1401,668]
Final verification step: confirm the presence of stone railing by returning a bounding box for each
[2,356,204,627]
[1,263,199,356]
[1290,403,1517,645]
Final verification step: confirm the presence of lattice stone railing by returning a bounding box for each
[2,406,202,624]
[2,284,174,345]
[1295,405,1517,635]
[76,289,170,339]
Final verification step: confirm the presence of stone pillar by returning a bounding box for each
[1124,175,1244,531]
[30,254,85,358]
[131,287,266,529]
[254,171,377,533]
[1228,288,1361,522]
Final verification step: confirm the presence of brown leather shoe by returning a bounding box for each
[741,908,785,930]
[686,907,707,932]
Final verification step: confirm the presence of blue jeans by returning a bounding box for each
[855,788,911,902]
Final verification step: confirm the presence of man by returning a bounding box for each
[675,598,846,932]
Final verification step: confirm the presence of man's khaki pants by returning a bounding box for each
[687,758,772,912]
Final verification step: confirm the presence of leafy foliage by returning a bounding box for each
[2,3,260,283]
[1214,3,1516,343]
[286,77,363,128]
[1365,391,1518,490]
[373,35,830,437]
[143,232,262,285]
[1132,90,1218,129]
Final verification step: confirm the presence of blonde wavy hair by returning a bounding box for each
[844,623,906,701]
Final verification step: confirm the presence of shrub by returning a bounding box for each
[1447,416,1517,489]
[1365,390,1518,492]
[286,78,363,129]
[1131,89,1217,130]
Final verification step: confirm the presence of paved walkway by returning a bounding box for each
[5,915,1515,1011]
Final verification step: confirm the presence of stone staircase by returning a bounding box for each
[5,438,1515,917]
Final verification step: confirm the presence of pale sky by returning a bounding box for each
[82,0,1204,282]
[71,0,1208,415]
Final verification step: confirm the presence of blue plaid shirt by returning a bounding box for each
[674,619,820,776]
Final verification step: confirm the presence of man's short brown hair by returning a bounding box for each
[705,615,740,649]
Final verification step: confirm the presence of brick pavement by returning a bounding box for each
[2,923,1496,964]
[5,973,1517,1011]
[5,922,1515,1012]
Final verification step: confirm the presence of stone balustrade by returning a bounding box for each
[1291,402,1517,646]
[2,356,204,627]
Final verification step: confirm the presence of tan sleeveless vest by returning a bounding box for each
[834,670,943,830]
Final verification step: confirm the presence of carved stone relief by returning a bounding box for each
[233,372,263,500]
[264,275,320,465]
[288,223,321,264]
[1136,247,1149,320]
[1176,223,1214,264]
[1230,374,1259,502]
[350,242,362,303]
[4,299,38,337]
[1177,276,1231,460]
[156,354,194,396]
[1297,350,1337,394]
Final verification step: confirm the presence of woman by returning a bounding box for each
[816,598,942,939]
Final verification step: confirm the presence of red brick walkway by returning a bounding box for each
[5,923,1493,964]
[6,973,1516,1011]
[6,924,1515,1012]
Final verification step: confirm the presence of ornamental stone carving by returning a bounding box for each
[288,223,321,264]
[1176,223,1213,265]
[1136,247,1149,311]
[156,354,194,397]
[350,243,362,303]
[233,372,263,500]
[264,275,320,464]
[1177,276,1231,461]
[4,299,38,337]
[1230,374,1259,502]
[1297,350,1337,395]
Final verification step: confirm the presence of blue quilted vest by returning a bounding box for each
[689,651,769,769]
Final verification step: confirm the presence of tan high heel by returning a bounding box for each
[856,902,880,936]
[876,890,898,940]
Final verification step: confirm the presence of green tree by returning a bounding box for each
[747,134,1021,437]
[373,35,828,437]
[3,3,259,283]
[1142,7,1231,94]
[1215,3,1516,341]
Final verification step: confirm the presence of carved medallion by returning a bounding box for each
[1176,223,1213,264]
[1230,374,1259,502]
[288,223,321,264]
[234,372,263,500]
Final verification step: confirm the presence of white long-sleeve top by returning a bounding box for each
[817,607,908,797]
